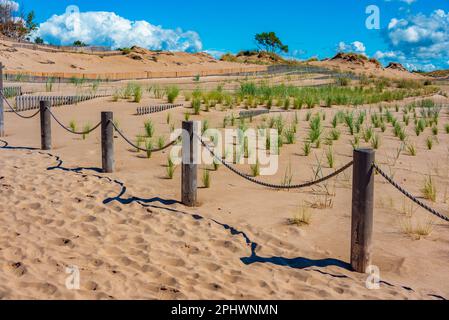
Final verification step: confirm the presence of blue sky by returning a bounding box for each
[10,0,449,71]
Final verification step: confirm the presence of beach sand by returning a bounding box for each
[1,85,448,299]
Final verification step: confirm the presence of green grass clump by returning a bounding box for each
[157,136,165,149]
[145,139,153,158]
[166,157,175,179]
[133,84,142,103]
[135,135,145,152]
[303,141,311,156]
[82,123,92,140]
[166,86,180,103]
[445,124,449,134]
[144,120,155,138]
[284,128,296,144]
[192,98,201,115]
[329,129,341,141]
[432,126,438,136]
[370,134,380,150]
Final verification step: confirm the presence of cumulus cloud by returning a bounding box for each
[0,0,19,11]
[337,41,366,53]
[31,10,203,52]
[379,9,449,71]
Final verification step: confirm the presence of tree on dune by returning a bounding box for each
[255,32,289,54]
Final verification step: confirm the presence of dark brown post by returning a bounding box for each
[101,111,114,173]
[351,149,375,273]
[182,121,200,207]
[0,62,4,137]
[40,100,51,150]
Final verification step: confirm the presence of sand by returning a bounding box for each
[1,81,448,300]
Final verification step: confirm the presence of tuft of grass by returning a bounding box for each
[166,157,175,179]
[133,84,143,103]
[157,136,165,149]
[363,127,373,142]
[326,147,335,168]
[135,135,145,152]
[422,175,437,202]
[400,217,434,240]
[284,128,296,145]
[303,141,312,156]
[445,124,449,134]
[426,137,434,150]
[351,136,360,150]
[69,120,77,132]
[145,139,153,158]
[288,204,312,227]
[370,134,380,150]
[406,143,417,156]
[184,112,191,121]
[250,160,260,177]
[166,86,180,103]
[144,119,155,138]
[202,169,211,188]
[330,129,341,141]
[192,98,201,115]
[82,123,92,140]
[432,125,438,136]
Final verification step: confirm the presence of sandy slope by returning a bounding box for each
[0,39,264,78]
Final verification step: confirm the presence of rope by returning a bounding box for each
[45,107,101,135]
[373,163,449,223]
[0,91,40,119]
[110,120,179,153]
[196,134,353,190]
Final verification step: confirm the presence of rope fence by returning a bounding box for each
[0,91,41,119]
[197,133,354,190]
[373,163,449,223]
[110,121,179,153]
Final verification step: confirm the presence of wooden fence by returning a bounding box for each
[1,86,22,98]
[9,94,109,112]
[136,104,183,116]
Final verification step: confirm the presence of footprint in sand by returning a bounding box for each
[8,262,27,277]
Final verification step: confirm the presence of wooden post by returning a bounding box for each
[40,100,52,150]
[351,149,375,273]
[0,62,4,137]
[101,111,114,173]
[182,121,200,207]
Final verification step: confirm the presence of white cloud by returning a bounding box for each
[337,41,366,53]
[32,10,203,52]
[0,0,19,11]
[381,9,449,70]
